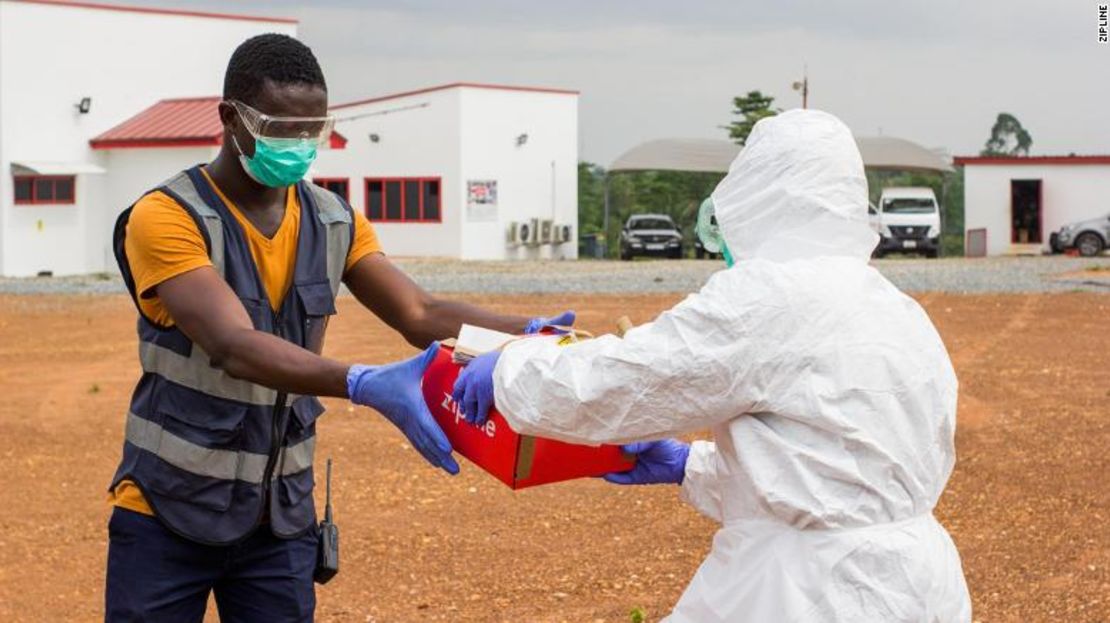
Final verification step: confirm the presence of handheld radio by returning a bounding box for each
[314,458,339,584]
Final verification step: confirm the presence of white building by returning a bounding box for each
[0,0,297,277]
[321,83,579,260]
[956,155,1110,256]
[0,1,580,276]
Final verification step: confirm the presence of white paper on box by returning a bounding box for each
[454,324,516,363]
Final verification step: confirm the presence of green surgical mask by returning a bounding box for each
[695,197,735,267]
[233,134,317,188]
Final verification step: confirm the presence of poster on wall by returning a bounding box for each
[467,180,498,222]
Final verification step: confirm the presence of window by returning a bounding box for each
[367,180,384,220]
[313,178,349,202]
[364,177,442,223]
[881,198,936,214]
[13,175,76,205]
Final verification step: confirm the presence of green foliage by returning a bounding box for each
[577,162,606,235]
[725,90,779,146]
[629,606,647,623]
[576,162,724,257]
[942,167,966,256]
[981,113,1032,156]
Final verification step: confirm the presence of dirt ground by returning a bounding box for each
[0,292,1106,622]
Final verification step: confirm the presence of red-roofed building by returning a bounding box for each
[1,0,579,274]
[89,97,348,150]
[314,82,579,260]
[90,97,224,150]
[955,155,1110,256]
[1,0,297,276]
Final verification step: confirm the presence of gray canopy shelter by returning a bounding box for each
[601,136,952,251]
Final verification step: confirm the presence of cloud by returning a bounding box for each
[140,0,1108,162]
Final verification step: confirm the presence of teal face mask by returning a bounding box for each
[234,134,317,188]
[695,197,735,267]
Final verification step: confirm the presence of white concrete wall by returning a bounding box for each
[458,88,578,260]
[0,0,294,275]
[963,163,1110,255]
[3,173,102,276]
[100,147,219,272]
[316,89,462,257]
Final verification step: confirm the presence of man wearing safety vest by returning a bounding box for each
[105,33,572,622]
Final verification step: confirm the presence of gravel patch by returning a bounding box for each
[1,256,1107,296]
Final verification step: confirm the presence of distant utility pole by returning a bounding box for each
[792,65,809,109]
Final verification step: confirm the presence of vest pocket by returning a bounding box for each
[144,387,250,512]
[146,458,238,512]
[279,466,314,507]
[296,281,336,354]
[156,387,250,449]
[287,396,325,441]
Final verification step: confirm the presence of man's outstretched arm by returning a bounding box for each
[158,265,350,397]
[157,265,459,473]
[344,253,538,347]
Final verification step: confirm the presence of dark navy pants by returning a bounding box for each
[105,507,317,622]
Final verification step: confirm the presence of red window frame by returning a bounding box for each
[313,177,350,202]
[363,177,442,223]
[13,175,77,205]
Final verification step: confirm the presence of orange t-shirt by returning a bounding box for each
[111,170,381,516]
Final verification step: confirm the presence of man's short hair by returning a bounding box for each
[223,33,327,105]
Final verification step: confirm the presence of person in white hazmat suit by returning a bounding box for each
[452,109,972,622]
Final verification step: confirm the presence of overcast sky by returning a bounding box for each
[142,0,1107,164]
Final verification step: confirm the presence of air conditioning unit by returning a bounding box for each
[525,218,541,246]
[509,221,535,246]
[554,224,573,244]
[539,219,554,244]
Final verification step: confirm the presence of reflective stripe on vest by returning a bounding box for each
[139,340,286,406]
[125,412,314,483]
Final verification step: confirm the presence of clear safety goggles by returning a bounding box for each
[229,100,336,145]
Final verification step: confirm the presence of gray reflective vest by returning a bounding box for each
[111,166,352,545]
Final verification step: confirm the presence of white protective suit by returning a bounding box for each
[493,110,971,622]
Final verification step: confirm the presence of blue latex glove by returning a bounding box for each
[603,439,690,485]
[451,349,501,427]
[524,310,576,334]
[347,343,460,475]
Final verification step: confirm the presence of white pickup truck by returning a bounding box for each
[874,187,942,258]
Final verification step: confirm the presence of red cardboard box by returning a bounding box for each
[422,344,635,489]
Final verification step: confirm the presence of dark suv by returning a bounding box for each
[620,214,683,260]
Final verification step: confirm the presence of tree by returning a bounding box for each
[725,91,778,145]
[577,162,606,235]
[981,113,1032,156]
[576,162,723,257]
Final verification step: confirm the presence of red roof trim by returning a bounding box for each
[90,97,225,149]
[328,131,348,150]
[9,0,297,24]
[954,155,1110,166]
[90,137,221,150]
[331,82,579,110]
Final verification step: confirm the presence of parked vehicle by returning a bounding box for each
[868,201,881,234]
[620,214,683,260]
[874,187,941,258]
[1050,213,1109,256]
